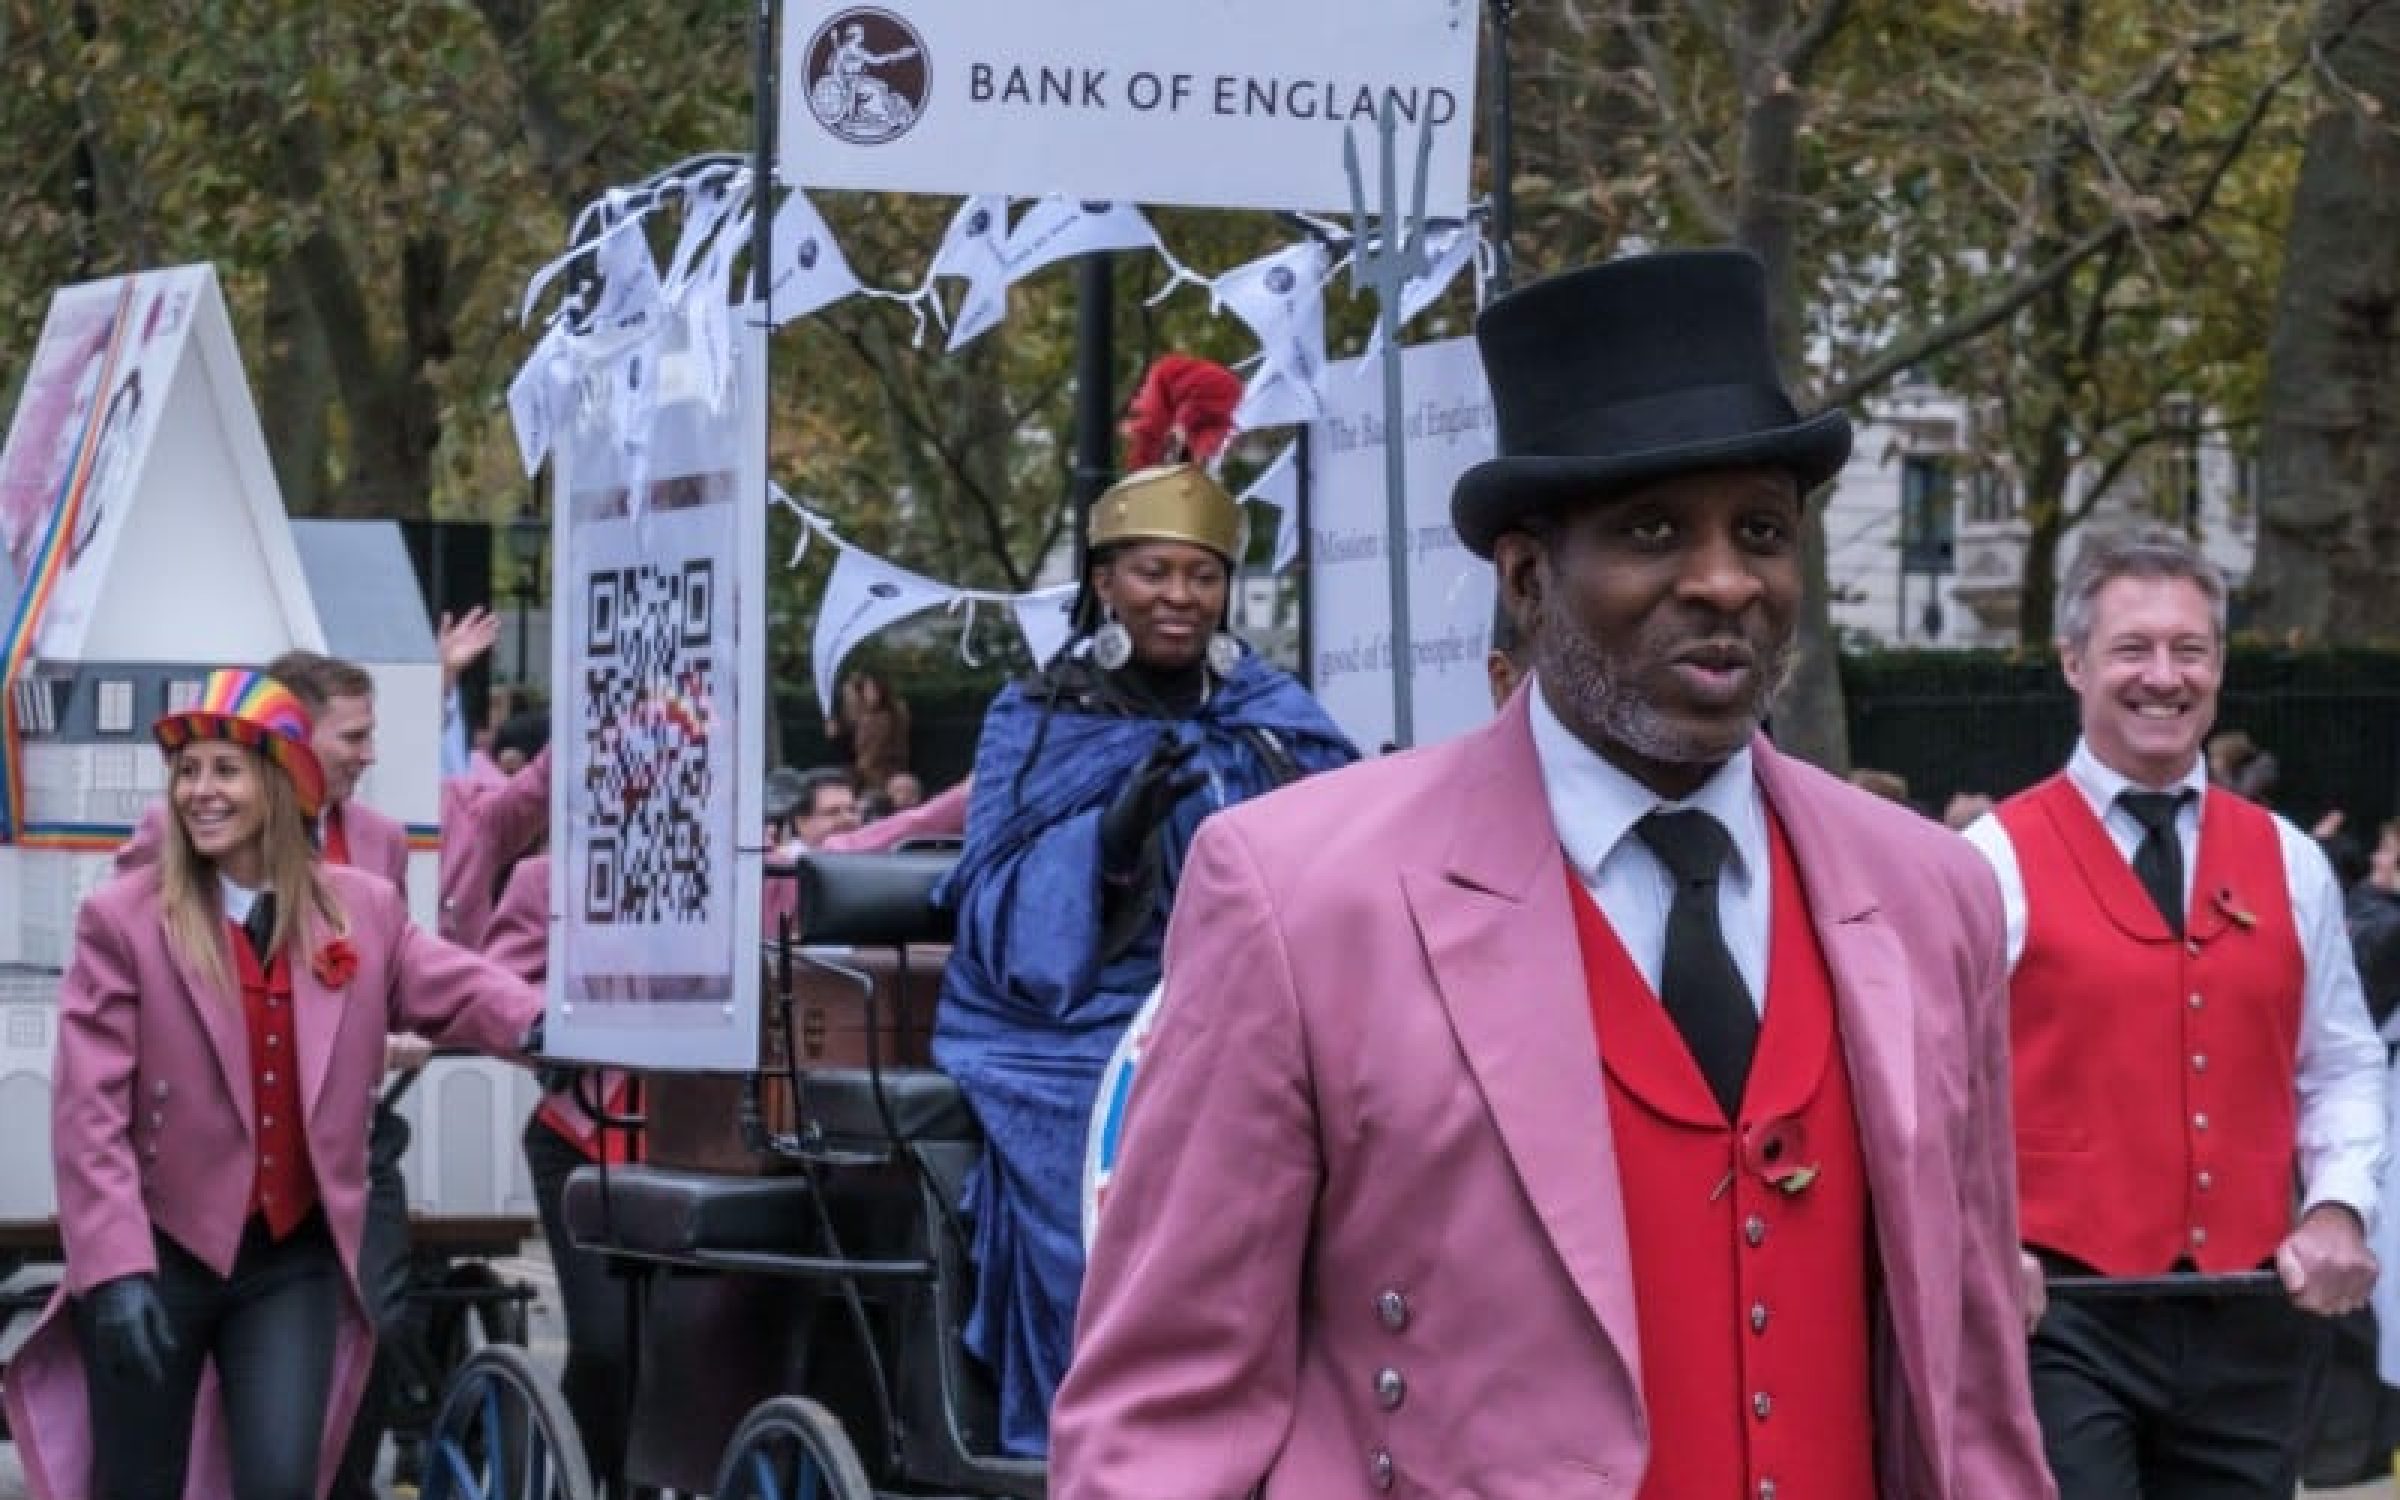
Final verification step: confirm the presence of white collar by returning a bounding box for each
[1526,677,1763,883]
[2065,739,2207,820]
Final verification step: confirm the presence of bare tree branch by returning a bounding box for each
[1820,219,2126,410]
[1786,0,1855,79]
[1622,13,1736,235]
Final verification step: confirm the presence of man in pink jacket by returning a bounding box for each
[1052,252,2052,1497]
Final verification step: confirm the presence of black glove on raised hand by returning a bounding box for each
[1099,734,1206,883]
[84,1272,175,1386]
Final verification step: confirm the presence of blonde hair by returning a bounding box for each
[158,741,344,995]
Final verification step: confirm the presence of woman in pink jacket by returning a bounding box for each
[1,667,544,1500]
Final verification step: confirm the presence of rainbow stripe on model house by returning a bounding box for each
[13,823,133,853]
[0,279,137,842]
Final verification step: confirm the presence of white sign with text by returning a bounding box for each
[1305,337,1496,751]
[779,0,1481,215]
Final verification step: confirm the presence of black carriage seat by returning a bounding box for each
[781,849,977,1153]
[791,848,957,947]
[791,1065,979,1152]
[563,1165,817,1257]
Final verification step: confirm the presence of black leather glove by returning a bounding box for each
[1099,734,1206,883]
[84,1272,175,1386]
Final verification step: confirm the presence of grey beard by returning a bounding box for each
[1535,607,1795,766]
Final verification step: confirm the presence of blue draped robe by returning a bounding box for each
[932,651,1355,1456]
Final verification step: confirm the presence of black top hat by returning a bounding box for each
[1451,249,1852,559]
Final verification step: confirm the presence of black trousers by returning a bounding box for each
[525,1112,633,1494]
[330,1102,414,1500]
[2031,1267,2336,1499]
[75,1211,341,1500]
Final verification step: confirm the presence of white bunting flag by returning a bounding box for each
[506,323,568,478]
[680,199,753,412]
[588,217,666,337]
[1213,242,1331,431]
[812,545,957,715]
[1361,222,1483,363]
[764,189,865,327]
[923,195,1012,351]
[1238,442,1303,574]
[1404,222,1480,326]
[999,197,1160,287]
[1009,582,1081,669]
[661,178,745,298]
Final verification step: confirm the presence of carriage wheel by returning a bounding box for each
[421,1344,594,1500]
[710,1395,875,1500]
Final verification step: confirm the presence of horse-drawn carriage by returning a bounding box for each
[422,847,1049,1500]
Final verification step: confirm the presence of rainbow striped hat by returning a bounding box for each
[152,668,326,817]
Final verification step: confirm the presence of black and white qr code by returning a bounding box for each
[580,558,719,925]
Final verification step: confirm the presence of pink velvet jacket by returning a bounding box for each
[1052,693,2055,1500]
[3,862,543,1500]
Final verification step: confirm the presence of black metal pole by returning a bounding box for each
[1294,427,1315,689]
[752,0,778,311]
[1071,252,1117,563]
[516,574,534,686]
[1486,0,1517,294]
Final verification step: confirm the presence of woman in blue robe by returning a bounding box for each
[933,461,1355,1457]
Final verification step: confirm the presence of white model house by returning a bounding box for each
[0,263,532,1226]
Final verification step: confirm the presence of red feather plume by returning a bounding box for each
[1123,355,1244,469]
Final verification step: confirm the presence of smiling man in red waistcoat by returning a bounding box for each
[1963,524,2386,1498]
[1052,249,2053,1499]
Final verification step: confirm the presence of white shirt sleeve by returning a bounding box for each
[439,684,470,781]
[1959,812,2028,972]
[2280,816,2390,1226]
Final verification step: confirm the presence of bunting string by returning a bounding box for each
[512,159,1490,718]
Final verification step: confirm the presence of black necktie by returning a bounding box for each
[1635,810,1759,1120]
[2119,790,2191,937]
[241,893,277,963]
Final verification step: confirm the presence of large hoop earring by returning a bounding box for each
[1091,609,1133,672]
[1205,631,1243,679]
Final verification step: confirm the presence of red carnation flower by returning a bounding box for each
[1741,1115,1821,1196]
[312,936,359,990]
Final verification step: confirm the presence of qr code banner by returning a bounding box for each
[561,477,741,1007]
[581,556,718,926]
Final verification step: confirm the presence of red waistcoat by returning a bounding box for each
[1570,816,1875,1500]
[230,922,317,1237]
[1997,776,2302,1274]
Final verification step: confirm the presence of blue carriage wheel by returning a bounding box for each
[711,1395,875,1500]
[420,1343,593,1500]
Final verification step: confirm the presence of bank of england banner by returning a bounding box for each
[779,0,1482,215]
[1306,337,1496,752]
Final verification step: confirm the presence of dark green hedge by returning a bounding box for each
[1842,645,2400,828]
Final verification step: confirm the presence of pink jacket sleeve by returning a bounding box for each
[439,744,552,949]
[823,778,971,853]
[51,898,159,1293]
[482,856,550,985]
[1947,856,2060,1494]
[345,875,544,1058]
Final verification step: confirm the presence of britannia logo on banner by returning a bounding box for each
[804,8,931,145]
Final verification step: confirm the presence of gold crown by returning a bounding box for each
[1089,464,1243,562]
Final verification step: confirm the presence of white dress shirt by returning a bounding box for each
[1961,740,2387,1223]
[219,875,264,926]
[1528,683,1771,1010]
